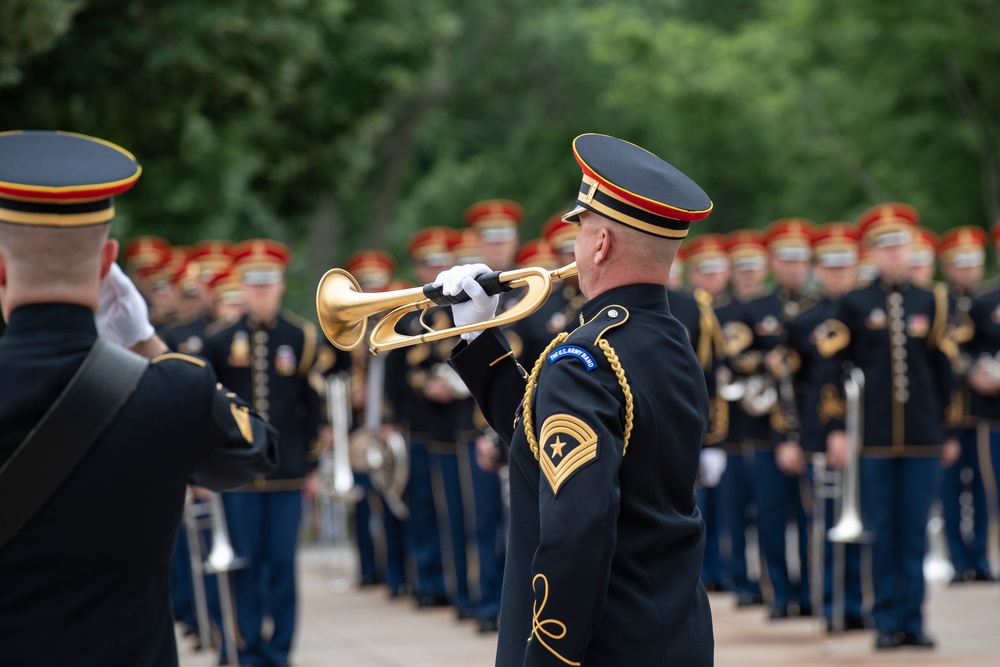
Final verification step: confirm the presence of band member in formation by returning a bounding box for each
[937,227,994,583]
[386,228,465,610]
[778,223,866,631]
[0,130,277,666]
[201,240,324,667]
[818,203,959,650]
[342,250,409,596]
[733,219,817,619]
[675,234,730,592]
[460,198,524,633]
[909,227,938,288]
[717,230,769,607]
[966,223,1000,578]
[442,133,715,665]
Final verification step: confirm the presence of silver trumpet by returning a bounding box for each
[322,373,362,502]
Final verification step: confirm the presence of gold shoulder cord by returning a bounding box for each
[524,333,569,459]
[522,333,634,459]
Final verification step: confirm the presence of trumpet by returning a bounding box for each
[316,263,578,353]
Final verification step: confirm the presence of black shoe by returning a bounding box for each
[416,593,449,608]
[875,631,903,650]
[900,630,936,648]
[387,585,408,599]
[950,569,973,584]
[973,569,994,582]
[457,606,476,620]
[359,574,382,587]
[795,603,813,618]
[826,615,869,633]
[736,591,763,608]
[768,604,789,620]
[478,617,499,633]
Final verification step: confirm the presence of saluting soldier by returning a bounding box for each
[442,133,715,665]
[733,219,817,619]
[717,230,769,608]
[937,227,994,583]
[909,227,938,289]
[677,233,731,592]
[201,239,323,667]
[0,130,276,667]
[342,250,408,596]
[817,203,959,650]
[777,223,866,631]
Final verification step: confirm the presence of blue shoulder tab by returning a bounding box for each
[547,344,598,372]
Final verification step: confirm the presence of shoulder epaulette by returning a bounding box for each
[151,352,207,367]
[569,305,630,345]
[282,310,319,375]
[204,316,240,337]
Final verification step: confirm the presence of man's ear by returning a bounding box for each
[100,238,120,279]
[593,227,611,265]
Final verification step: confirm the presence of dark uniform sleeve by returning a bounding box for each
[155,356,279,490]
[524,340,625,666]
[450,328,525,446]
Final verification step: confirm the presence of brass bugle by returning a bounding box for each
[316,262,578,354]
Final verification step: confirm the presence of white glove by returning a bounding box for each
[698,448,728,488]
[433,263,498,342]
[96,262,156,348]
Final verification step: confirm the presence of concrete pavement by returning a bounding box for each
[179,545,1000,667]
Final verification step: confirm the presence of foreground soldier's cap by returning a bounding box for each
[811,223,859,268]
[407,227,455,267]
[516,238,558,269]
[124,236,171,275]
[765,218,813,261]
[562,133,712,239]
[856,203,918,247]
[683,234,730,274]
[344,249,396,292]
[447,228,484,265]
[938,226,986,268]
[465,199,523,243]
[0,130,141,227]
[541,213,578,254]
[231,239,291,285]
[725,229,769,272]
[908,227,938,267]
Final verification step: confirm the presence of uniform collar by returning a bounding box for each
[4,303,97,337]
[879,278,911,293]
[579,283,669,322]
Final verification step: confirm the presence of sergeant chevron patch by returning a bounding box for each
[539,414,598,495]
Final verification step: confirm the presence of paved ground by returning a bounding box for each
[179,545,1000,667]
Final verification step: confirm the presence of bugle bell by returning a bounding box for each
[316,262,577,353]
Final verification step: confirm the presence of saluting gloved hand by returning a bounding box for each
[96,262,156,348]
[698,448,728,487]
[433,263,499,342]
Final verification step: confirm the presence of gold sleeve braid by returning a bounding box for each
[522,333,634,459]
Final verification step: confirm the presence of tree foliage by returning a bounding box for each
[2,0,999,314]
